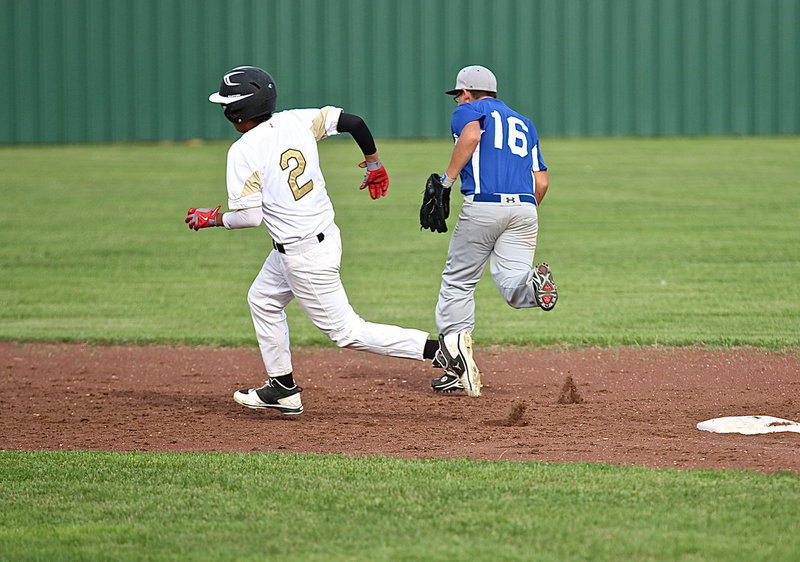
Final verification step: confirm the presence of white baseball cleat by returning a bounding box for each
[437,330,481,397]
[233,380,304,415]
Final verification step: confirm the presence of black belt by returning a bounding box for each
[472,193,537,205]
[272,232,325,254]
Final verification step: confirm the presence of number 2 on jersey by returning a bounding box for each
[280,149,313,200]
[491,111,529,157]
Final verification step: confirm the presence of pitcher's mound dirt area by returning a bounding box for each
[1,342,798,472]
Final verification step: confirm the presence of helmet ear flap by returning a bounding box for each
[223,105,271,124]
[223,105,245,124]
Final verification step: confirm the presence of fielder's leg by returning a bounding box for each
[489,205,557,310]
[434,201,500,334]
[489,204,538,308]
[433,201,504,396]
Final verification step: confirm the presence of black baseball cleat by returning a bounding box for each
[233,379,304,415]
[431,372,465,392]
[529,263,558,311]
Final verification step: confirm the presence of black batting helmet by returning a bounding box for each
[208,66,277,124]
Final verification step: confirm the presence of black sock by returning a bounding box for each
[423,339,440,360]
[273,373,296,389]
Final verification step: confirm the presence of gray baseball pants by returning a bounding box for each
[435,198,539,335]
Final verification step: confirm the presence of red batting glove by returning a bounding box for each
[185,205,221,230]
[358,160,389,199]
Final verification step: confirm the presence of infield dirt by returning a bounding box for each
[1,342,798,472]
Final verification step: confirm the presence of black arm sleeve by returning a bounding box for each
[337,112,377,156]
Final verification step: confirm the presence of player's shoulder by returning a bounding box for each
[228,131,250,152]
[269,107,340,129]
[246,108,307,128]
[272,108,305,119]
[486,98,518,115]
[452,101,485,123]
[234,112,296,144]
[473,97,503,109]
[228,120,275,156]
[454,97,505,117]
[492,99,536,126]
[261,109,296,127]
[273,107,339,120]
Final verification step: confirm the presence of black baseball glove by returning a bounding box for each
[420,173,451,233]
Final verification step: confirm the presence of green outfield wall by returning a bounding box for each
[1,0,798,143]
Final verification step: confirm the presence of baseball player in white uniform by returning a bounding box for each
[186,66,442,415]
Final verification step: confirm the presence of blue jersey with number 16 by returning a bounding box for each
[450,98,547,196]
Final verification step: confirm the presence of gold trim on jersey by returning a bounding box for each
[310,108,332,141]
[241,170,262,197]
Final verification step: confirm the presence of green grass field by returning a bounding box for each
[1,137,799,560]
[2,452,799,561]
[1,137,798,347]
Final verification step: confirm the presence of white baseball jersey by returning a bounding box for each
[225,106,343,244]
[225,106,429,377]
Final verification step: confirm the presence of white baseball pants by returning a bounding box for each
[247,225,429,377]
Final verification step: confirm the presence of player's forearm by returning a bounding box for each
[221,207,262,229]
[533,171,549,204]
[445,140,477,180]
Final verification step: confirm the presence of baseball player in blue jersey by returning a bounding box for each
[425,65,558,396]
